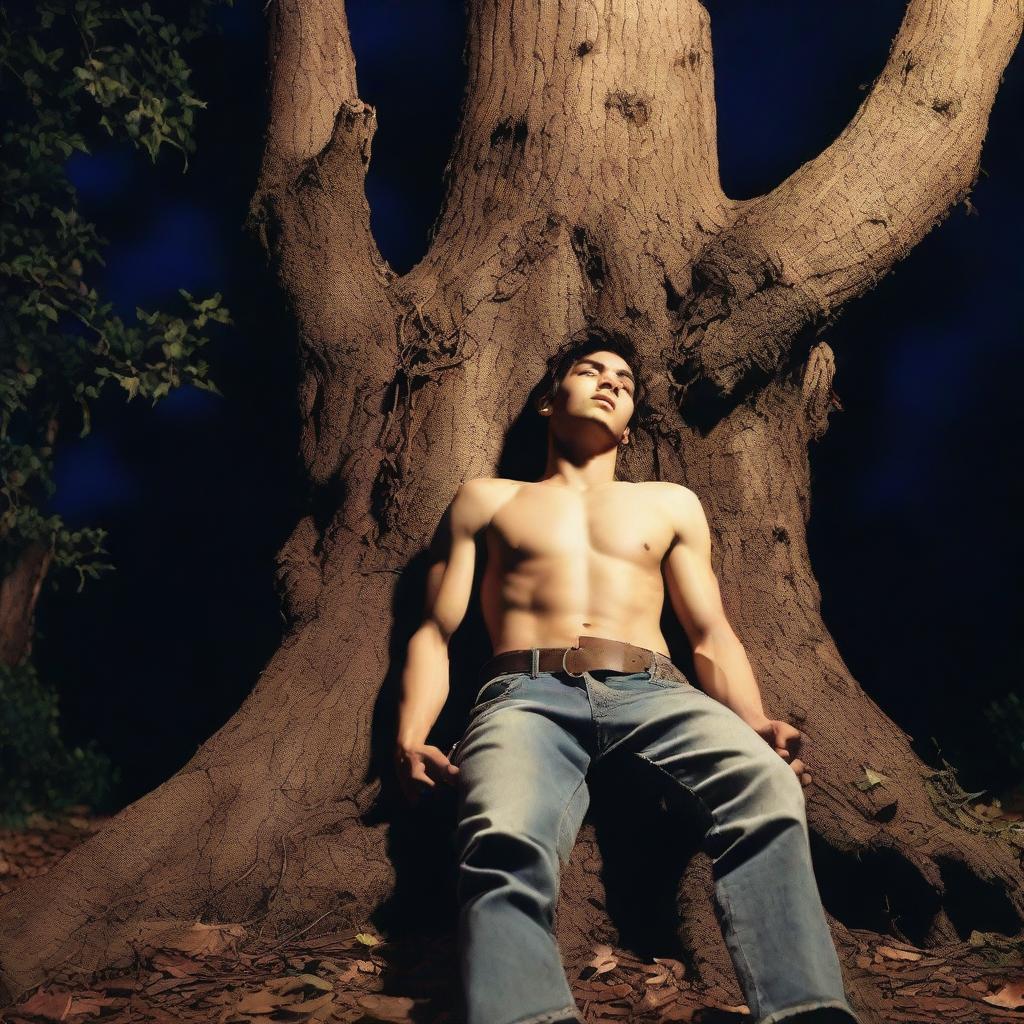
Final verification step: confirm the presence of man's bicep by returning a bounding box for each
[423,481,486,639]
[662,489,729,646]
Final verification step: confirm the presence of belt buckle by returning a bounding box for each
[561,645,586,677]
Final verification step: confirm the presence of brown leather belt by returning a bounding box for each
[478,634,675,687]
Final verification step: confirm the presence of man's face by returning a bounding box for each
[549,349,635,444]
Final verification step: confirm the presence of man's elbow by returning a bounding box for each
[689,618,736,659]
[412,618,452,653]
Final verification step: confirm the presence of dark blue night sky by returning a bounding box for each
[41,2,1022,808]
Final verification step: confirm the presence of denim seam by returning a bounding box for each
[631,749,764,1020]
[646,676,686,690]
[757,996,860,1024]
[555,772,589,865]
[582,672,608,753]
[473,671,527,706]
[507,1003,583,1024]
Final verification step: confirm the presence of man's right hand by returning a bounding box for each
[395,743,460,804]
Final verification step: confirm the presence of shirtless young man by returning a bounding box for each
[395,332,860,1024]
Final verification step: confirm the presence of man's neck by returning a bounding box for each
[538,458,618,492]
[538,424,625,490]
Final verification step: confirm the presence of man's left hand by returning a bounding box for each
[750,718,811,788]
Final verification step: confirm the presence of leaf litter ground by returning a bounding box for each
[2,798,1024,1023]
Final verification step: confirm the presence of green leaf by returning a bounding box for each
[28,36,48,64]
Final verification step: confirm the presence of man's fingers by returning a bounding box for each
[421,746,452,771]
[782,753,815,790]
[418,745,462,783]
[771,719,801,743]
[396,744,463,802]
[775,746,791,760]
[787,756,812,788]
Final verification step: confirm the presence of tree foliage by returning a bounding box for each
[0,660,117,826]
[0,0,232,588]
[0,0,232,820]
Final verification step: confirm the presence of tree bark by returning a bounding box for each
[0,541,53,668]
[2,1,1022,1020]
[1,417,58,668]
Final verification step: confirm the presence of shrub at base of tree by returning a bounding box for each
[0,660,118,829]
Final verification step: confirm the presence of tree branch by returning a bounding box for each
[263,0,359,171]
[680,0,1022,400]
[249,0,391,308]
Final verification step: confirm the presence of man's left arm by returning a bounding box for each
[660,485,811,786]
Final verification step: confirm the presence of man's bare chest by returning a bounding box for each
[484,484,675,570]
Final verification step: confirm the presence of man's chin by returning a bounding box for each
[575,405,615,422]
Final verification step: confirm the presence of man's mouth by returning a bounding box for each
[592,395,615,410]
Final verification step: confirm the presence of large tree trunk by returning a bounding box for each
[2,2,1022,1020]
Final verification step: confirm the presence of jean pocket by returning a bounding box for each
[646,671,692,690]
[589,669,655,687]
[471,672,526,711]
[591,668,687,691]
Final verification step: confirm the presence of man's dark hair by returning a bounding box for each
[533,325,648,418]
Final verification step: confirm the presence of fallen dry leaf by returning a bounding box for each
[877,945,922,961]
[221,973,334,1024]
[855,767,891,791]
[11,989,73,1022]
[150,951,202,978]
[983,979,1024,1010]
[144,975,193,997]
[356,992,418,1021]
[331,963,363,985]
[163,921,248,957]
[588,944,618,976]
[66,993,113,1017]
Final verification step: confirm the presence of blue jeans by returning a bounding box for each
[450,651,860,1024]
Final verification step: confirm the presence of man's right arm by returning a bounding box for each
[394,478,490,798]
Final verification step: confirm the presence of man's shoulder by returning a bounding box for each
[642,482,707,535]
[460,475,523,496]
[452,477,522,532]
[463,475,516,484]
[642,480,702,504]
